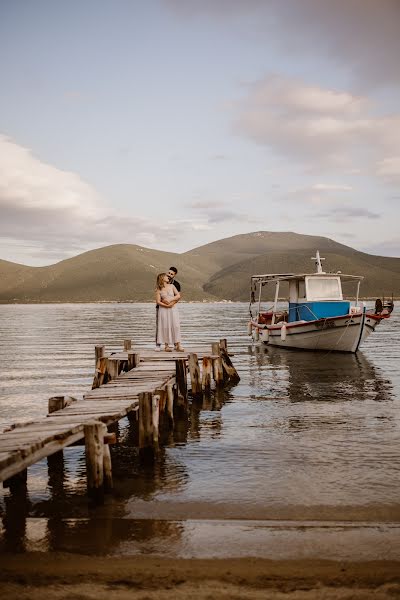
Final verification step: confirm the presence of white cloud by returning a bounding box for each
[0,134,100,217]
[0,135,213,263]
[312,184,353,192]
[234,75,400,176]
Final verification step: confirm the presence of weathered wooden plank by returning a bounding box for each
[0,429,84,482]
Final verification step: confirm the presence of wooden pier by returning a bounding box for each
[0,339,239,503]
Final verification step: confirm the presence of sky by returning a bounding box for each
[1,0,399,265]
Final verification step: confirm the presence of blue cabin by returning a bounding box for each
[288,275,350,322]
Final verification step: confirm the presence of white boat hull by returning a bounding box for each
[260,310,381,353]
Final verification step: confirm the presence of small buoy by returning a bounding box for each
[261,328,269,342]
[247,321,252,335]
[280,323,287,341]
[254,328,260,341]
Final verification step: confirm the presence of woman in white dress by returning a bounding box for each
[155,273,184,352]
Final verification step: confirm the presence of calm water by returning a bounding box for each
[0,302,399,557]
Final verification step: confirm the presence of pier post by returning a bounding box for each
[107,357,120,380]
[220,348,240,383]
[127,351,140,370]
[92,356,108,389]
[188,353,202,397]
[95,345,105,365]
[219,338,228,352]
[103,444,113,491]
[202,356,212,393]
[138,391,158,460]
[175,359,188,410]
[166,383,174,427]
[152,394,160,448]
[124,339,132,351]
[84,421,107,502]
[211,342,224,386]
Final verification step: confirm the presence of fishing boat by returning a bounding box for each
[248,251,393,353]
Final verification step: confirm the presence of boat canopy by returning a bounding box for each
[251,272,364,285]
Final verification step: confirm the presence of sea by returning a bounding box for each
[0,302,399,559]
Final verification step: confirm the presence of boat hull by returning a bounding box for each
[260,310,381,353]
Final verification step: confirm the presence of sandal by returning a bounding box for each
[165,346,173,352]
[175,346,185,352]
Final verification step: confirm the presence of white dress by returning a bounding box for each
[156,285,181,345]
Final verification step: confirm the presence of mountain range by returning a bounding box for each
[0,232,399,302]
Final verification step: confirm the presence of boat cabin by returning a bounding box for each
[288,274,348,322]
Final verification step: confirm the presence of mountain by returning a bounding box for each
[204,249,400,300]
[0,232,399,302]
[0,244,215,303]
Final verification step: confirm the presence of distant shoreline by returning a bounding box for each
[0,298,397,305]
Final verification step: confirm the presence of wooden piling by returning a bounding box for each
[211,343,224,386]
[124,339,132,351]
[188,353,202,397]
[3,468,27,494]
[202,356,212,393]
[220,338,228,352]
[107,357,120,380]
[127,351,140,370]
[175,359,188,409]
[152,394,160,448]
[103,444,113,491]
[220,347,240,383]
[84,421,107,501]
[92,356,108,389]
[166,383,174,427]
[95,345,105,365]
[212,356,223,386]
[138,391,157,459]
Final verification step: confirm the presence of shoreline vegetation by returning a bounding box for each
[1,553,400,598]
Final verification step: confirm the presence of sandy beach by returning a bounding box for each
[1,553,400,599]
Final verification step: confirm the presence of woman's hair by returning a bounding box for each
[156,272,167,290]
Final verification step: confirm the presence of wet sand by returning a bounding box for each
[1,553,400,599]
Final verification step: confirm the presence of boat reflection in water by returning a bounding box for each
[249,343,393,406]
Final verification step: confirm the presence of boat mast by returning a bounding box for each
[257,281,262,315]
[312,250,325,274]
[271,280,280,325]
[355,280,360,307]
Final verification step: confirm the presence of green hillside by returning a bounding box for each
[0,244,216,303]
[204,250,400,301]
[0,232,399,302]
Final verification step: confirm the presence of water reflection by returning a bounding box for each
[252,344,394,405]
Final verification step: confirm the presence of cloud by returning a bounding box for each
[233,75,400,176]
[376,157,400,185]
[282,183,355,208]
[188,198,255,225]
[313,206,380,222]
[0,135,209,263]
[166,0,400,89]
[312,184,353,192]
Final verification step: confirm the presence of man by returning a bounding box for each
[155,267,181,351]
[167,266,181,292]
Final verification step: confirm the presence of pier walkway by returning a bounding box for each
[0,340,239,500]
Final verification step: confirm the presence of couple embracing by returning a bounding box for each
[155,267,184,352]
